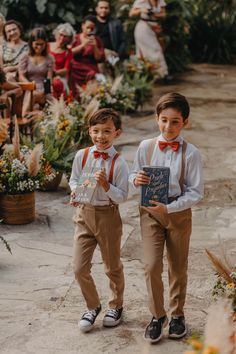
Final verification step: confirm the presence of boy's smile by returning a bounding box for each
[89,118,121,151]
[156,108,188,141]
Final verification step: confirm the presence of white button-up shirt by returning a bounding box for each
[129,134,204,213]
[69,145,129,206]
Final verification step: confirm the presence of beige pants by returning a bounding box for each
[73,204,124,310]
[140,207,192,319]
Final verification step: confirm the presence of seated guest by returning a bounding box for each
[70,15,105,98]
[95,1,127,63]
[49,23,75,99]
[0,66,22,118]
[0,20,28,81]
[18,27,54,117]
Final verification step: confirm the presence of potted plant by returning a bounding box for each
[0,120,44,224]
[79,76,136,114]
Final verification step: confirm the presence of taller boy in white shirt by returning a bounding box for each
[129,92,203,343]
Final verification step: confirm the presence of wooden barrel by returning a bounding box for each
[0,192,35,225]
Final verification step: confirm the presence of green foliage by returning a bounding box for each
[212,270,236,312]
[163,0,192,73]
[189,0,236,63]
[0,0,95,32]
[121,57,158,109]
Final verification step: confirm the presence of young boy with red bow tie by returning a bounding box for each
[69,108,129,333]
[129,92,203,343]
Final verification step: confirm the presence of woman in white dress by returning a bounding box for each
[129,0,168,78]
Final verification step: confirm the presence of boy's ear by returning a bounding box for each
[115,129,122,138]
[183,118,189,128]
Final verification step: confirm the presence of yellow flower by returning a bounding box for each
[0,160,5,168]
[227,283,235,289]
[202,346,219,354]
[189,339,204,350]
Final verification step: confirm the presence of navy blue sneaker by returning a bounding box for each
[169,316,187,339]
[144,316,168,343]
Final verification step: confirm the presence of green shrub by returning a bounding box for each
[189,0,236,63]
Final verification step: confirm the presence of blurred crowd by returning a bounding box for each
[0,0,168,118]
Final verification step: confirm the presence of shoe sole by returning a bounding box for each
[143,317,168,343]
[169,326,187,339]
[103,317,122,328]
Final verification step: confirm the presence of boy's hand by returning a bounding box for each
[70,191,80,207]
[148,200,167,214]
[94,168,110,192]
[134,170,150,186]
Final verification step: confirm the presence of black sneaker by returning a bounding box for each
[79,305,101,332]
[103,307,123,327]
[144,316,168,343]
[169,316,187,339]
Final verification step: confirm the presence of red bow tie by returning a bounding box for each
[159,141,180,152]
[94,150,109,160]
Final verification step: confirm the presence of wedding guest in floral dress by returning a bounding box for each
[129,0,168,78]
[18,27,54,117]
[48,23,75,99]
[0,20,28,81]
[70,15,105,98]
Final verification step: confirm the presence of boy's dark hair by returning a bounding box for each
[156,92,190,121]
[3,20,23,41]
[28,27,48,56]
[88,108,122,130]
[0,68,6,85]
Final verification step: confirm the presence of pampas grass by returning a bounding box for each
[110,75,123,94]
[204,301,236,354]
[83,98,100,122]
[26,144,43,177]
[206,249,233,284]
[47,96,66,124]
[0,119,8,143]
[12,116,20,160]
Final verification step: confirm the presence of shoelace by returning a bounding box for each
[106,309,119,318]
[82,309,97,321]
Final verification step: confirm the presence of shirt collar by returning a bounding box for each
[91,145,116,157]
[158,134,183,144]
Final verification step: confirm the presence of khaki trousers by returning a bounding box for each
[73,204,124,310]
[140,207,192,319]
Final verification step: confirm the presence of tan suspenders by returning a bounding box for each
[81,147,119,184]
[146,138,187,194]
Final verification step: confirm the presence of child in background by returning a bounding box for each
[129,92,203,343]
[69,108,129,332]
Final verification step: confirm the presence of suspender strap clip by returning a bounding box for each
[81,147,119,184]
